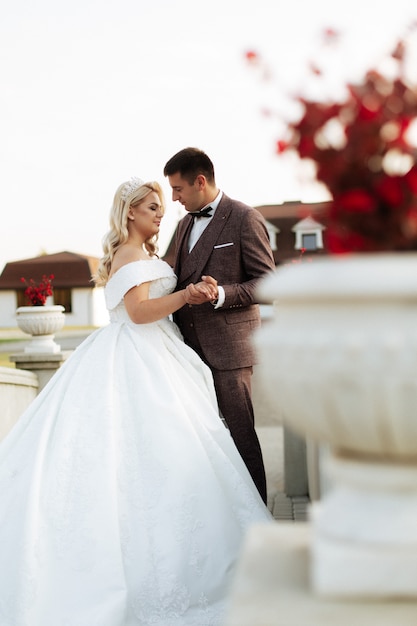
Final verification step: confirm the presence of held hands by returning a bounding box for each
[184,275,218,305]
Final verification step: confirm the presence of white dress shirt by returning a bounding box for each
[188,190,225,308]
[188,190,222,251]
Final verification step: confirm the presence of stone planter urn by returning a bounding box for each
[16,305,65,354]
[255,253,417,598]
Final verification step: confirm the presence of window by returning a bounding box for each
[16,290,27,308]
[53,288,72,313]
[292,216,325,251]
[302,233,318,250]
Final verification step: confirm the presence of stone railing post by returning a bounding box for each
[10,352,70,392]
[0,366,38,441]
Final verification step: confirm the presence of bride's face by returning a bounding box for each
[128,191,163,239]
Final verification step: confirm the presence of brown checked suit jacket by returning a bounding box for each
[173,193,275,371]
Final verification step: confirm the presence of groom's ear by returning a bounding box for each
[195,174,206,190]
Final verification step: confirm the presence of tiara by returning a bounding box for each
[121,177,145,201]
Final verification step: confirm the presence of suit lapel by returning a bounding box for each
[173,216,193,277]
[178,196,232,281]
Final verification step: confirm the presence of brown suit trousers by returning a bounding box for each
[173,194,275,503]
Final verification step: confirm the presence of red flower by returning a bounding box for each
[276,140,289,154]
[334,189,377,214]
[244,50,258,63]
[20,274,54,306]
[404,167,417,193]
[375,176,404,207]
[357,102,381,121]
[297,136,316,159]
[327,229,375,254]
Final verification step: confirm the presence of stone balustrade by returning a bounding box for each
[0,366,38,441]
[0,348,70,441]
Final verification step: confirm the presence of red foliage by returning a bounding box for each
[335,189,377,214]
[276,139,289,153]
[244,50,258,63]
[276,28,417,253]
[20,274,54,306]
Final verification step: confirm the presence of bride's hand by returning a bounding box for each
[184,282,216,305]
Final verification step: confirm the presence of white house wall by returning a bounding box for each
[63,288,107,327]
[0,291,18,327]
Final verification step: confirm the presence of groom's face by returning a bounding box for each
[167,173,204,213]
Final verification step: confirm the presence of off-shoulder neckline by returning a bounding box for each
[106,258,166,285]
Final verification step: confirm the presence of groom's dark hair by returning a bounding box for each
[164,147,215,185]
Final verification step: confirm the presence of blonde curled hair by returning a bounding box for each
[94,179,165,286]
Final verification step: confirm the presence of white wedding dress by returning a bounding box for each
[0,259,272,626]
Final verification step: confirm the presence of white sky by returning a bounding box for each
[2,0,417,273]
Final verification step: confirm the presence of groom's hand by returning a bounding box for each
[185,281,217,304]
[201,275,219,304]
[201,275,218,294]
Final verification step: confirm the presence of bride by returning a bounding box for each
[0,177,272,626]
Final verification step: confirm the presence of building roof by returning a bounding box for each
[255,201,331,264]
[162,200,332,266]
[255,200,330,220]
[292,216,326,232]
[0,251,100,290]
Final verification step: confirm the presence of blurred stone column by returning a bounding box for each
[10,352,70,392]
[283,426,308,497]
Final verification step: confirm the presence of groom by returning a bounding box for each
[163,147,275,503]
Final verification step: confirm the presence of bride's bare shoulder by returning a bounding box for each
[109,245,149,278]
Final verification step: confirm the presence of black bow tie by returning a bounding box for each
[189,206,213,219]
